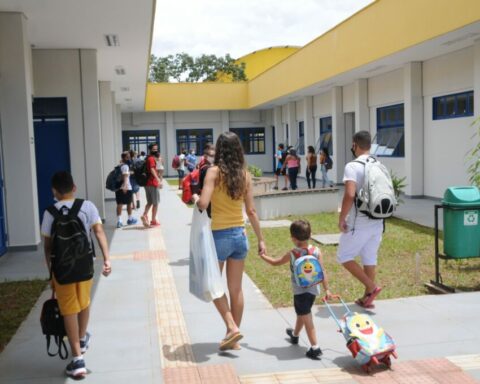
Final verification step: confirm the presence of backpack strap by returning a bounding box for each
[46,205,61,220]
[68,199,84,218]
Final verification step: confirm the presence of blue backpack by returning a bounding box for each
[291,246,324,288]
[105,165,123,191]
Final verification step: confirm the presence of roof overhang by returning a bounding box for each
[0,0,155,112]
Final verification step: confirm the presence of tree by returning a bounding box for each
[149,53,247,83]
[467,118,480,187]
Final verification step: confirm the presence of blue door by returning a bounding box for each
[0,158,7,256]
[34,117,71,219]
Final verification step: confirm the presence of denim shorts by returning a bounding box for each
[212,227,249,262]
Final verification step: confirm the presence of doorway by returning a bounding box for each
[344,112,355,164]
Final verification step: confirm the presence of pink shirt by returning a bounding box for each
[287,158,299,168]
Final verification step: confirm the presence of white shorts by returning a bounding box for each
[337,227,382,266]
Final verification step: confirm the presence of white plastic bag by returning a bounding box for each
[189,206,224,302]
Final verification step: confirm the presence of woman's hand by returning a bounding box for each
[192,194,200,204]
[258,240,266,256]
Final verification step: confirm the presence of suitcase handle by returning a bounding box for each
[322,295,353,331]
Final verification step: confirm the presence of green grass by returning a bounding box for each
[165,178,179,186]
[245,213,480,307]
[0,279,47,352]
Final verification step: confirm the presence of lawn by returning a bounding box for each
[0,279,47,353]
[165,178,179,186]
[245,213,480,307]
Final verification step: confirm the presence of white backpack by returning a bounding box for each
[355,156,396,219]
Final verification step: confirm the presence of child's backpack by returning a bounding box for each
[290,246,324,288]
[133,159,148,187]
[182,169,200,204]
[354,156,396,219]
[172,155,180,169]
[325,156,333,170]
[40,294,68,360]
[105,165,123,191]
[46,199,94,285]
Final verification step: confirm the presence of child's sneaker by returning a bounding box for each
[116,221,123,229]
[127,218,138,225]
[306,347,323,360]
[286,328,299,344]
[80,332,91,354]
[65,358,87,378]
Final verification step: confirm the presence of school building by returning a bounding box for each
[0,0,479,254]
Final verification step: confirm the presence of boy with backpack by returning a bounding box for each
[260,220,331,360]
[41,171,111,378]
[337,131,395,309]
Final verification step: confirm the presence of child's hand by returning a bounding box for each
[258,240,266,256]
[102,260,112,276]
[324,289,333,301]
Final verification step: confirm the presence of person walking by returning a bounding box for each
[141,143,162,227]
[274,143,288,190]
[129,149,141,210]
[337,131,383,308]
[186,148,197,173]
[305,146,318,189]
[319,148,334,188]
[115,152,137,228]
[193,132,266,351]
[282,148,301,190]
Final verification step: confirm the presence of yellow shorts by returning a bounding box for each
[53,278,93,316]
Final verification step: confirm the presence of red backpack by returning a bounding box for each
[181,169,200,203]
[172,155,180,169]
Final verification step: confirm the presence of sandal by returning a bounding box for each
[363,286,382,308]
[219,332,243,351]
[355,298,375,309]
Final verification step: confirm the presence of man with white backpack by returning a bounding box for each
[337,131,396,309]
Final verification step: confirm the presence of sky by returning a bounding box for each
[151,0,374,59]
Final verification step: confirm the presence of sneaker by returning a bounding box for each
[127,218,138,225]
[80,332,91,354]
[306,347,323,360]
[281,187,288,191]
[65,359,87,378]
[116,221,123,229]
[286,328,299,344]
[150,220,161,227]
[136,200,140,209]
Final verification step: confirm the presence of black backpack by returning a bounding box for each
[40,295,68,360]
[133,159,148,187]
[46,199,94,285]
[105,165,123,191]
[325,156,333,170]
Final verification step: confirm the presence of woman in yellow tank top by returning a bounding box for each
[193,132,266,352]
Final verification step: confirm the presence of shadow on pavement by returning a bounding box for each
[241,343,308,361]
[169,258,190,267]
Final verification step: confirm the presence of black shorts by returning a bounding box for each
[115,190,133,205]
[293,293,316,316]
[275,168,286,176]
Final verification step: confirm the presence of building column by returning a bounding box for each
[165,112,176,176]
[403,62,424,196]
[99,81,115,199]
[115,103,122,156]
[0,13,40,248]
[354,79,369,132]
[332,86,345,183]
[221,110,229,134]
[273,106,284,148]
[287,102,296,146]
[79,49,105,218]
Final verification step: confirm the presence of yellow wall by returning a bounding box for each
[145,82,248,111]
[146,0,480,111]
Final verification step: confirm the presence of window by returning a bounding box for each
[433,91,474,120]
[230,127,265,154]
[373,104,404,157]
[176,129,213,154]
[297,121,305,155]
[319,116,333,155]
[122,130,160,155]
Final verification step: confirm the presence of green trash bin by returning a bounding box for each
[442,186,480,258]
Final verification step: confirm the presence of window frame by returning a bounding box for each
[319,116,333,155]
[432,91,474,120]
[375,103,404,158]
[297,121,305,155]
[176,128,213,155]
[229,127,266,155]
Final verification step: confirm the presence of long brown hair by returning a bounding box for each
[214,132,246,200]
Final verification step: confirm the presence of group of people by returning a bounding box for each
[40,130,384,378]
[274,144,334,191]
[173,148,198,188]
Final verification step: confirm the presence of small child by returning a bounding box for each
[41,171,111,378]
[260,219,331,359]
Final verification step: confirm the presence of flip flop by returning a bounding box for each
[219,332,243,351]
[355,298,375,309]
[140,215,150,228]
[363,286,382,308]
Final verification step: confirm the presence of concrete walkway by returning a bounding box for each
[0,181,478,383]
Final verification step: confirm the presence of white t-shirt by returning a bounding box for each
[343,154,383,231]
[178,154,186,171]
[41,199,102,240]
[121,164,132,190]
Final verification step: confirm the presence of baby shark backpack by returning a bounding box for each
[290,246,324,288]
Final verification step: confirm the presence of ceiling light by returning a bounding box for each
[105,34,120,47]
[115,66,126,75]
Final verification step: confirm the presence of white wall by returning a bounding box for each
[33,50,87,198]
[313,92,331,117]
[343,83,355,113]
[368,69,403,107]
[423,47,475,197]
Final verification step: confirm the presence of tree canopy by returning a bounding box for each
[149,53,247,83]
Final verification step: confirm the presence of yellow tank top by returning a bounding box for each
[211,182,244,230]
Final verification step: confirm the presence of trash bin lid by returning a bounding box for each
[442,186,480,206]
